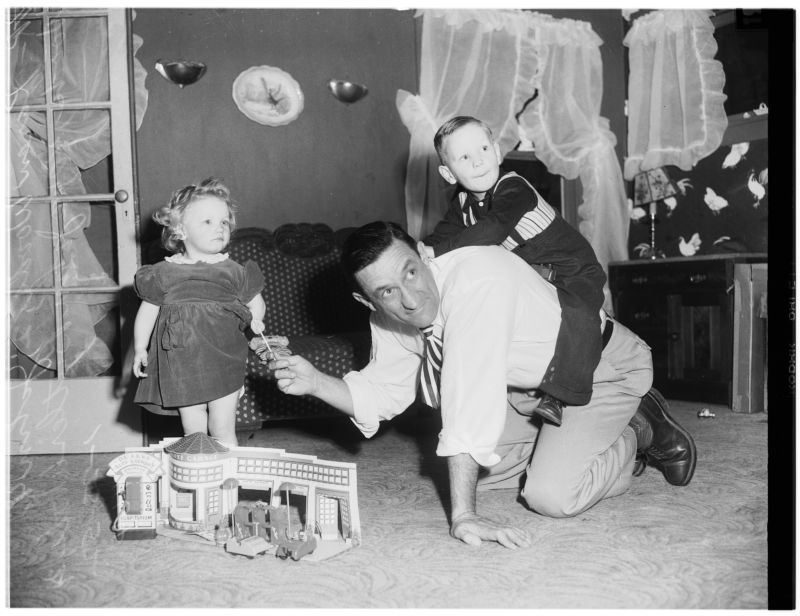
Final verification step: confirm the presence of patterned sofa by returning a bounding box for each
[227,223,372,429]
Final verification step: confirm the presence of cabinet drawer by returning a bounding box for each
[614,291,667,330]
[610,260,730,292]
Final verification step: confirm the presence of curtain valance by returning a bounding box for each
[623,10,728,179]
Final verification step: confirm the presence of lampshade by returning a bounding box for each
[633,167,677,206]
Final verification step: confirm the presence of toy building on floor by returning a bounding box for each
[107,432,361,560]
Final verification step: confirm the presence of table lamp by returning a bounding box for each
[633,167,677,259]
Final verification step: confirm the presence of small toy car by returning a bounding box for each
[225,534,272,558]
[275,530,318,561]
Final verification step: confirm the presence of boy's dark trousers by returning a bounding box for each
[538,277,603,407]
[512,217,607,406]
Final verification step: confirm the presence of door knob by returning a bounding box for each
[114,190,129,203]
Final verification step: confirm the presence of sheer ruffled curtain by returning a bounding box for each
[396,9,540,239]
[623,10,728,179]
[8,16,148,376]
[516,16,627,310]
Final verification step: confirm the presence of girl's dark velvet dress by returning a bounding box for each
[133,257,264,415]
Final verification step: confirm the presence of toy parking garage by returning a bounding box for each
[107,432,361,561]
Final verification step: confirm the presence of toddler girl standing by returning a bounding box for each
[132,178,266,447]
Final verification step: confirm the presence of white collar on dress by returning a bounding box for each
[165,252,229,265]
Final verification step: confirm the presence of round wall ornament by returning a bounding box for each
[232,65,304,126]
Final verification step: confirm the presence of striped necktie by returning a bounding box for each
[420,325,443,409]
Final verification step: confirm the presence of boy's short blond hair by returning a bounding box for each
[433,116,494,164]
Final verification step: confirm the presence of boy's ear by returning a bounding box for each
[352,292,376,312]
[493,142,501,160]
[438,165,457,185]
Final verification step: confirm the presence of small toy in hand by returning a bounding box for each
[250,334,291,363]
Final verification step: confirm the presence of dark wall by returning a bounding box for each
[132,9,417,241]
[541,10,627,167]
[715,14,769,115]
[131,9,627,244]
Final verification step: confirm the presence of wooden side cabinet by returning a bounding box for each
[609,254,767,410]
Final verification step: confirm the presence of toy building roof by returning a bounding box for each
[164,432,230,455]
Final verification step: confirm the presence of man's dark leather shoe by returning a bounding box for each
[632,454,646,477]
[534,394,564,427]
[630,388,697,486]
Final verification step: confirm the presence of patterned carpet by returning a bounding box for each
[8,399,768,608]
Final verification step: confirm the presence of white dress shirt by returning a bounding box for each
[344,245,563,467]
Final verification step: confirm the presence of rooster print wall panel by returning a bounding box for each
[628,115,768,259]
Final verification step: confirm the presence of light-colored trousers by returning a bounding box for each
[477,319,654,518]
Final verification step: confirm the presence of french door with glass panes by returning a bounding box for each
[8,9,142,454]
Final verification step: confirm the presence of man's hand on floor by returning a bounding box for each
[450,512,531,549]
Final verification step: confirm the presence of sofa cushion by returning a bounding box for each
[226,225,372,427]
[229,226,368,336]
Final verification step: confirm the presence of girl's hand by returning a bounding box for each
[250,319,266,335]
[133,349,148,378]
[269,355,319,397]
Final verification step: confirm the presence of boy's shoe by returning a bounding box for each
[535,394,564,427]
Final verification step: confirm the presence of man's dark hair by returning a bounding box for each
[433,115,494,164]
[341,221,417,295]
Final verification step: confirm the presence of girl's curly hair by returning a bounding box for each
[153,177,238,253]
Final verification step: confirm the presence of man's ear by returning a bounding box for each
[438,165,457,185]
[352,291,376,312]
[416,241,433,263]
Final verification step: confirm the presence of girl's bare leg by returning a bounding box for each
[178,403,209,436]
[207,390,239,447]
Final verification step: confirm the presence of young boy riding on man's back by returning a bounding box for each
[422,116,607,426]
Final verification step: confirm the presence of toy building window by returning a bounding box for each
[175,490,193,509]
[207,489,220,515]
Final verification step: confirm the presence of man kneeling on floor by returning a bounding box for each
[269,221,697,548]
